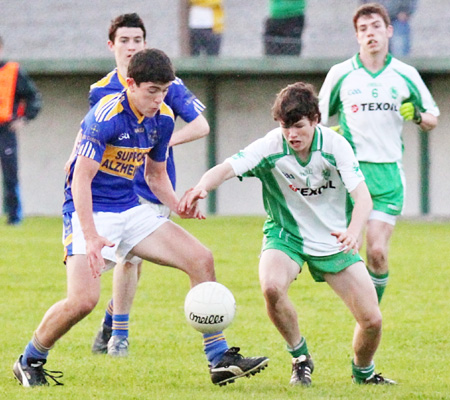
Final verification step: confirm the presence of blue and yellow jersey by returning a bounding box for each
[89,69,205,204]
[63,90,173,213]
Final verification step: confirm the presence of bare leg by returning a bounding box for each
[113,261,140,315]
[325,261,382,367]
[366,219,394,275]
[259,249,301,348]
[35,255,101,347]
[130,221,215,287]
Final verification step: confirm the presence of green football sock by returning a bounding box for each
[352,359,375,383]
[368,269,389,303]
[287,337,309,358]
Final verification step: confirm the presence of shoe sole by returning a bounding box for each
[215,358,269,386]
[107,351,129,357]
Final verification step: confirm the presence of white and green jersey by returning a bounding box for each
[319,53,440,163]
[225,126,364,256]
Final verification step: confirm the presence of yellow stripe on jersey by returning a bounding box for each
[63,233,72,247]
[97,93,119,109]
[118,71,128,88]
[94,94,124,122]
[160,101,175,120]
[99,145,150,180]
[127,91,145,124]
[90,70,116,90]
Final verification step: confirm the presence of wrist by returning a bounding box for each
[413,105,422,125]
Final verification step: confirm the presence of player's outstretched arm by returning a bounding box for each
[144,156,204,219]
[331,181,372,254]
[144,156,179,213]
[169,114,209,147]
[178,162,236,215]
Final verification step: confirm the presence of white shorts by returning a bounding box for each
[63,204,169,271]
[138,195,171,218]
[368,209,397,226]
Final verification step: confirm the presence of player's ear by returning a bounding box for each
[126,78,136,91]
[107,40,114,52]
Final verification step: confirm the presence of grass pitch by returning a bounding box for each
[1,216,450,399]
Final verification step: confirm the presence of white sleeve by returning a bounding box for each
[318,67,338,126]
[225,137,268,176]
[333,134,365,193]
[411,68,440,116]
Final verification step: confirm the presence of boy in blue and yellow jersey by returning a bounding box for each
[13,48,268,388]
[64,14,210,357]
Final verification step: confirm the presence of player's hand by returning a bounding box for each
[330,125,342,134]
[85,235,115,278]
[400,102,422,124]
[178,187,208,215]
[331,231,358,254]
[178,201,206,220]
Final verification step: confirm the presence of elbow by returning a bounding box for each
[421,115,438,131]
[200,124,210,138]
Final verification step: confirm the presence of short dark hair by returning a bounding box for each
[108,13,146,42]
[272,82,321,127]
[127,48,175,85]
[353,3,391,31]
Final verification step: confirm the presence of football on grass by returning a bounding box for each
[184,282,236,333]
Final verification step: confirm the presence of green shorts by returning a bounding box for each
[263,233,363,282]
[359,162,404,216]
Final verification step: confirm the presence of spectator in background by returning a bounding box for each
[361,0,418,56]
[189,0,224,56]
[263,0,306,56]
[0,35,41,225]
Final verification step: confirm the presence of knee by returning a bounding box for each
[359,310,382,334]
[191,248,215,282]
[67,293,99,321]
[261,281,284,306]
[367,243,387,266]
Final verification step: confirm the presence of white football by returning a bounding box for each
[184,281,236,334]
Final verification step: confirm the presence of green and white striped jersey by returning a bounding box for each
[319,54,440,163]
[225,126,364,256]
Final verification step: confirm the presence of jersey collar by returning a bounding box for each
[282,126,322,166]
[355,52,393,78]
[116,68,129,88]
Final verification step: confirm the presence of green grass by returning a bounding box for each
[1,216,450,399]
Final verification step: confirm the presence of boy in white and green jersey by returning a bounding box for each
[179,82,395,386]
[319,3,439,302]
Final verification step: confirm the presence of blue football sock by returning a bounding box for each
[22,334,50,366]
[112,314,129,337]
[104,299,114,328]
[203,331,228,366]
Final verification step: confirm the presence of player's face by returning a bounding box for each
[356,14,392,55]
[108,27,146,72]
[280,116,318,159]
[127,79,172,118]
